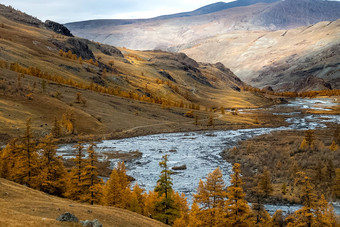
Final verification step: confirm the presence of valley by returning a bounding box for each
[57,97,340,214]
[0,1,339,226]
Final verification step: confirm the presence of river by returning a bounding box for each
[58,98,340,215]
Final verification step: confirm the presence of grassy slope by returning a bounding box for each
[0,10,275,144]
[0,178,167,227]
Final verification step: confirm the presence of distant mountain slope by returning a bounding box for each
[182,19,340,91]
[65,0,280,28]
[65,0,340,51]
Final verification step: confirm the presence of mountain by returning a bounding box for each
[0,4,273,144]
[65,0,340,91]
[182,20,340,91]
[65,0,340,51]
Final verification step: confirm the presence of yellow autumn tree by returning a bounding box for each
[128,183,145,214]
[258,168,273,197]
[37,134,66,196]
[271,209,284,227]
[80,143,103,205]
[172,192,189,226]
[286,172,317,227]
[334,168,340,199]
[314,195,337,226]
[225,163,254,226]
[300,139,309,150]
[193,167,227,226]
[0,139,19,179]
[144,190,161,219]
[65,142,85,200]
[51,116,62,138]
[11,118,40,188]
[330,140,339,151]
[103,161,131,208]
[187,202,203,227]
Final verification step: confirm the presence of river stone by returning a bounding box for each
[80,219,102,227]
[172,164,187,170]
[56,212,79,222]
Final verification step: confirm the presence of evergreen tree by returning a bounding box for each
[225,163,253,226]
[37,134,66,196]
[80,143,103,204]
[154,155,179,225]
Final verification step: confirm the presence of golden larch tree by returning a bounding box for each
[65,142,85,200]
[80,143,103,205]
[193,167,226,227]
[37,134,66,196]
[103,162,131,208]
[12,118,40,188]
[225,163,254,226]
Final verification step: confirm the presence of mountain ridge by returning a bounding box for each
[64,0,340,91]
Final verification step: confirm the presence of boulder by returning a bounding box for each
[172,165,187,170]
[80,219,103,227]
[56,212,79,222]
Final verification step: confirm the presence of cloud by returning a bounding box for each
[0,0,234,23]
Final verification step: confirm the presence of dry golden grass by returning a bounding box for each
[0,11,279,145]
[0,178,167,227]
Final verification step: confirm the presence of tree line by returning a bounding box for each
[243,85,340,98]
[0,59,201,110]
[0,119,338,226]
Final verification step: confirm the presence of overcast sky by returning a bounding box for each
[0,0,238,23]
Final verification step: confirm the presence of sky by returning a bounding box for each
[0,0,236,23]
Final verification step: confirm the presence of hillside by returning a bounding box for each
[182,19,340,91]
[0,178,167,227]
[0,4,273,145]
[65,0,340,92]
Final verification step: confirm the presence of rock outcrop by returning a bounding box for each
[51,38,95,60]
[45,20,73,37]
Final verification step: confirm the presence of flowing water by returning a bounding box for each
[58,98,340,215]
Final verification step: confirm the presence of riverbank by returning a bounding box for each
[57,97,340,215]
